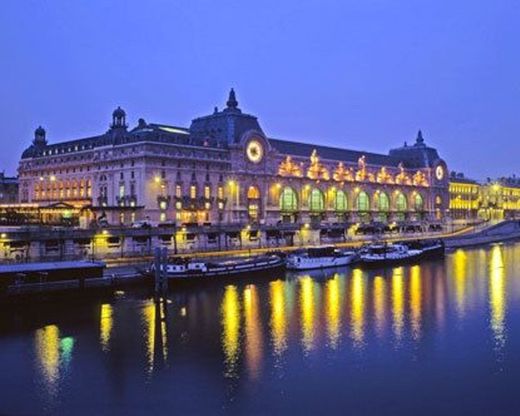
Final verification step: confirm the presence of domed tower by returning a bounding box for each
[111,106,127,129]
[33,126,47,146]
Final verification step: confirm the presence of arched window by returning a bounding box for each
[396,192,407,211]
[247,185,260,199]
[309,188,325,211]
[377,192,390,211]
[356,191,370,211]
[279,187,298,211]
[414,193,424,211]
[335,190,347,211]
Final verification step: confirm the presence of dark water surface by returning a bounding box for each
[2,243,520,415]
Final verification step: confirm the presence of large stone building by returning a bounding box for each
[18,90,450,228]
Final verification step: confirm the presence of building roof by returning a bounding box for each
[269,138,403,167]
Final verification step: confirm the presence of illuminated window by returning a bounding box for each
[217,186,224,199]
[175,201,182,210]
[190,185,197,199]
[160,212,166,222]
[414,193,424,211]
[377,192,390,211]
[396,192,407,211]
[279,187,298,211]
[356,191,370,211]
[204,185,211,199]
[218,201,224,210]
[247,186,260,199]
[175,184,182,198]
[119,184,125,198]
[335,190,347,211]
[309,188,325,211]
[159,200,167,210]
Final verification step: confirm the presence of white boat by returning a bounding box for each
[286,246,357,270]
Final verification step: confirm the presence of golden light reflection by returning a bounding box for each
[100,304,113,352]
[143,300,155,375]
[244,285,263,379]
[34,325,60,392]
[489,245,506,352]
[270,280,287,357]
[350,269,365,347]
[410,265,422,340]
[453,249,467,318]
[325,274,342,349]
[373,276,386,337]
[221,285,241,378]
[392,267,405,342]
[300,276,316,353]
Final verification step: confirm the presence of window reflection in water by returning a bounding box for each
[350,269,365,348]
[270,280,288,358]
[325,274,343,349]
[300,276,316,354]
[489,245,506,354]
[142,299,168,377]
[34,325,74,399]
[373,276,386,338]
[221,285,241,378]
[392,267,405,342]
[410,265,422,340]
[100,303,113,352]
[244,285,263,379]
[453,249,467,319]
[34,325,61,393]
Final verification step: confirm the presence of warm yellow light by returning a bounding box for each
[50,175,56,182]
[154,176,161,184]
[101,229,108,236]
[303,223,310,229]
[222,285,241,378]
[354,187,360,193]
[180,307,187,317]
[39,176,44,181]
[0,233,6,239]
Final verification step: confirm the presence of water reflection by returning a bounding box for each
[270,280,288,357]
[373,276,386,338]
[300,276,316,354]
[453,249,467,319]
[10,243,520,414]
[34,325,75,399]
[489,245,507,355]
[325,274,342,349]
[244,285,263,379]
[410,265,422,340]
[100,303,113,352]
[392,267,405,343]
[350,269,365,347]
[142,298,169,376]
[221,285,241,378]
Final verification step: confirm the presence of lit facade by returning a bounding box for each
[18,90,450,228]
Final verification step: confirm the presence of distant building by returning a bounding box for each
[0,172,18,204]
[17,90,449,227]
[449,172,520,222]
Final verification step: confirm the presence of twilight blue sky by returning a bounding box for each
[1,0,519,179]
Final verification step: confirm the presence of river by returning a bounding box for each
[1,243,520,415]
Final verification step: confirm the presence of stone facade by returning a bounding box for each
[18,90,450,228]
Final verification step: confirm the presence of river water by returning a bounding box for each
[2,243,520,415]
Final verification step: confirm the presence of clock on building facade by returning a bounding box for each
[246,139,264,163]
[435,165,444,181]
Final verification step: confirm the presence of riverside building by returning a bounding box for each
[17,90,450,229]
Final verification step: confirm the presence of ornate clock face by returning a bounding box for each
[246,139,264,163]
[435,165,444,181]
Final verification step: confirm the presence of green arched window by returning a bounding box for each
[377,192,390,211]
[335,190,348,211]
[396,192,407,211]
[356,191,370,211]
[414,193,424,211]
[309,188,325,212]
[280,187,298,211]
